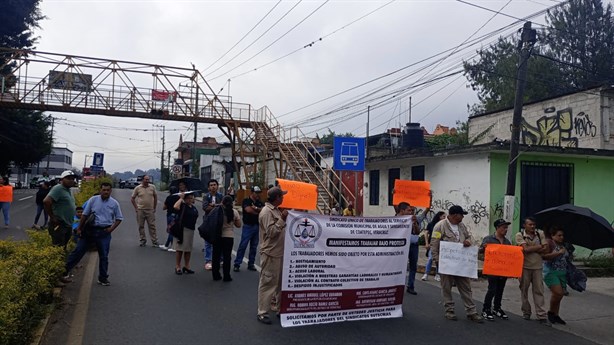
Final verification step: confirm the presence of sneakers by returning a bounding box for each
[445,312,458,321]
[523,314,531,320]
[139,241,147,247]
[548,312,566,325]
[467,314,484,323]
[159,245,168,250]
[204,262,212,270]
[247,266,257,271]
[167,248,176,252]
[97,278,111,286]
[152,241,160,247]
[482,309,495,321]
[421,274,428,281]
[406,287,417,295]
[233,265,240,272]
[59,275,73,284]
[493,309,509,320]
[539,318,552,326]
[257,314,272,325]
[434,274,441,282]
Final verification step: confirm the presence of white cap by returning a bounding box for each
[60,170,76,179]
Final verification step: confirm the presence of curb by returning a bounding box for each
[30,287,62,345]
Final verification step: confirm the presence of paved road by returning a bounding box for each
[35,189,597,345]
[0,188,40,241]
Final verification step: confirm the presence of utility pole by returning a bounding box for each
[46,116,54,172]
[504,21,536,225]
[366,105,370,159]
[408,97,412,123]
[154,124,165,178]
[83,154,91,169]
[167,150,171,183]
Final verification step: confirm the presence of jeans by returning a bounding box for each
[0,202,10,225]
[204,240,213,262]
[425,248,437,275]
[34,203,48,226]
[212,237,234,280]
[66,227,112,280]
[407,243,419,289]
[483,276,508,311]
[234,223,259,267]
[164,214,175,247]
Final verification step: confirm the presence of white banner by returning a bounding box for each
[280,211,411,327]
[437,241,478,279]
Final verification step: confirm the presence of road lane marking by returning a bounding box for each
[19,196,33,201]
[67,252,97,345]
[231,249,261,272]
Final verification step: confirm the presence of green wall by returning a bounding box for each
[490,152,614,258]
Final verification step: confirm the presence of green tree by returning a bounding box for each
[0,0,49,174]
[464,0,614,114]
[317,130,354,145]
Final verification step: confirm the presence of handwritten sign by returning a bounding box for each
[438,241,478,279]
[482,244,524,278]
[0,185,13,203]
[392,180,431,208]
[277,179,318,210]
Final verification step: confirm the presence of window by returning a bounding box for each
[411,165,425,181]
[388,168,400,205]
[369,170,380,205]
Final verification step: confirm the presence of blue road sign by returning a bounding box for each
[333,137,365,171]
[93,152,104,167]
[90,165,104,172]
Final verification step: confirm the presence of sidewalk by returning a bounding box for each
[416,245,614,345]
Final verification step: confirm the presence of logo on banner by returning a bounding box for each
[289,215,323,248]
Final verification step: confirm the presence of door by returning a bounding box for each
[520,162,573,224]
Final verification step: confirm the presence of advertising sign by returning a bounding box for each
[48,71,92,92]
[280,212,411,327]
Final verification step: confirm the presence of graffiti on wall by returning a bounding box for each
[432,198,455,211]
[519,108,579,148]
[469,200,489,225]
[431,198,490,225]
[573,112,597,138]
[490,197,520,221]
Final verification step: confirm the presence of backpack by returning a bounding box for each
[198,205,224,243]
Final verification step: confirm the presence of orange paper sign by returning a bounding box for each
[0,185,13,203]
[277,179,318,210]
[482,244,524,278]
[392,180,431,207]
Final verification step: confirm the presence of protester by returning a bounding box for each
[202,179,223,270]
[256,187,288,325]
[213,196,241,281]
[396,202,420,295]
[422,211,445,282]
[0,176,13,228]
[65,182,123,286]
[542,226,569,325]
[430,205,483,323]
[43,171,76,249]
[131,175,159,247]
[330,203,341,216]
[172,192,199,275]
[234,186,264,272]
[515,217,551,326]
[343,202,356,216]
[72,206,84,243]
[480,219,512,321]
[32,181,50,229]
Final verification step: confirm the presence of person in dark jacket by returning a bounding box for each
[479,219,512,321]
[33,181,51,229]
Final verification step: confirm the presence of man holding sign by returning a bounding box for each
[430,205,483,323]
[479,219,512,321]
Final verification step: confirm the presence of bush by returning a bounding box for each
[0,231,64,345]
[75,177,114,206]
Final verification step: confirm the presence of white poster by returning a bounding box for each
[437,241,478,279]
[280,211,411,328]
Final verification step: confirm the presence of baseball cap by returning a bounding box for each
[448,205,468,215]
[251,186,262,193]
[494,219,511,228]
[267,186,288,199]
[60,170,76,179]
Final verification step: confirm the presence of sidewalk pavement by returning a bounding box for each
[415,245,614,345]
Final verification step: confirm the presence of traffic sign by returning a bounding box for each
[93,152,104,166]
[172,165,182,174]
[333,137,365,171]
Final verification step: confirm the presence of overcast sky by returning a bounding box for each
[32,0,561,173]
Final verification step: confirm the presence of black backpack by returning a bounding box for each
[198,205,224,243]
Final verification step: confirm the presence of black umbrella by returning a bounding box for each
[534,204,614,250]
[169,177,205,194]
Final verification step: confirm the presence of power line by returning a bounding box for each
[201,0,283,74]
[209,0,330,81]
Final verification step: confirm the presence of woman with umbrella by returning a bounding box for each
[542,226,569,325]
[172,192,199,275]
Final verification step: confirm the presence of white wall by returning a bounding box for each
[364,152,492,240]
[469,88,614,150]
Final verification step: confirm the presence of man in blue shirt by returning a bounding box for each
[65,182,123,286]
[202,179,223,270]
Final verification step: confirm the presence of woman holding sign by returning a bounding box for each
[479,219,512,321]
